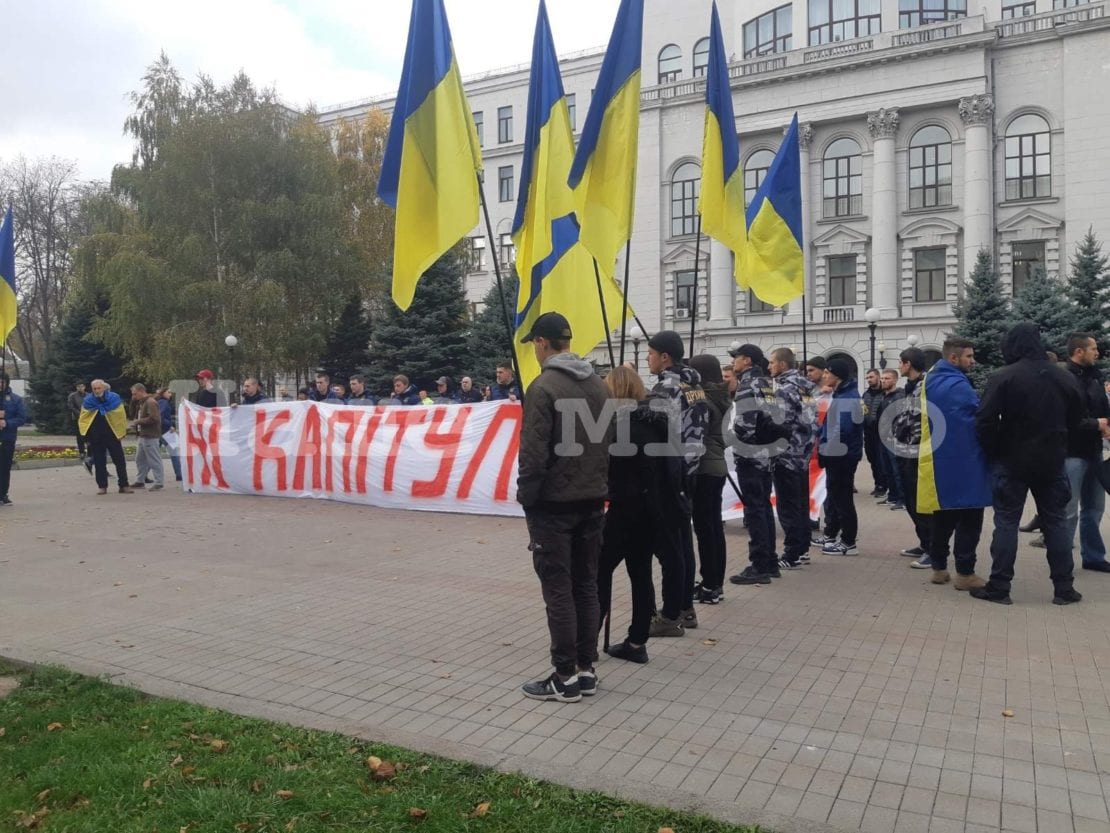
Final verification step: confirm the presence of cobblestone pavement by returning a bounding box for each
[4,466,1110,833]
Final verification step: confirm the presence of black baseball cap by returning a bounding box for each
[520,311,573,343]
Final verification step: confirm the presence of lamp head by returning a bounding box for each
[225,334,238,349]
[864,307,881,324]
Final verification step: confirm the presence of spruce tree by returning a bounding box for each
[364,249,469,396]
[1066,228,1110,352]
[318,293,373,383]
[952,249,1011,390]
[465,273,517,386]
[1011,268,1078,358]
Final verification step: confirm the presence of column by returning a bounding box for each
[709,238,733,322]
[959,94,995,274]
[797,123,814,310]
[867,107,900,313]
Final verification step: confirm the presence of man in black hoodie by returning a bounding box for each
[1063,333,1110,573]
[688,354,731,604]
[973,323,1085,605]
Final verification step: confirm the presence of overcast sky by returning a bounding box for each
[1,0,619,183]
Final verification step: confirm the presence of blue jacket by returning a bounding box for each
[391,384,422,406]
[307,388,341,403]
[0,390,27,442]
[490,381,521,401]
[918,359,991,511]
[157,397,174,432]
[819,378,863,462]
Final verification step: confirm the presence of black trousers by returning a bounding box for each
[736,462,776,573]
[930,508,984,575]
[88,437,130,490]
[526,506,605,676]
[987,464,1073,594]
[0,440,14,498]
[823,458,859,545]
[598,499,655,646]
[692,474,727,589]
[773,465,810,563]
[864,424,886,490]
[898,458,934,554]
[73,421,86,457]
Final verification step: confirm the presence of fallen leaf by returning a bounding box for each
[658,828,675,833]
[46,723,63,732]
[209,739,228,752]
[35,789,51,802]
[235,824,250,833]
[408,807,427,820]
[468,801,491,818]
[418,765,430,774]
[0,727,5,737]
[373,762,396,781]
[142,779,153,790]
[179,827,189,833]
[275,790,294,800]
[113,582,122,586]
[366,755,383,772]
[170,755,184,767]
[285,819,299,832]
[440,673,452,679]
[701,639,718,646]
[1002,709,1015,718]
[129,594,138,599]
[181,766,196,777]
[249,780,264,793]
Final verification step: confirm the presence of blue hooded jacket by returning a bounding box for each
[818,378,863,461]
[0,390,28,442]
[917,358,991,511]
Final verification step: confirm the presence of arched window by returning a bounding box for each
[693,38,710,77]
[822,138,862,217]
[808,0,881,45]
[908,125,952,208]
[1005,114,1050,200]
[744,4,793,57]
[743,149,776,207]
[658,44,682,84]
[671,162,700,237]
[898,0,966,28]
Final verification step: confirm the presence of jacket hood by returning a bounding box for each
[1002,323,1047,364]
[544,351,594,380]
[700,380,731,413]
[660,364,702,387]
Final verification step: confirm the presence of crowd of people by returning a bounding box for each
[516,311,1109,703]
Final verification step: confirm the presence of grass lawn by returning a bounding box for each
[0,664,763,833]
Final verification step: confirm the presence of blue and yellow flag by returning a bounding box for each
[0,207,15,346]
[698,2,746,257]
[377,0,483,311]
[567,0,643,277]
[512,1,630,387]
[743,114,804,307]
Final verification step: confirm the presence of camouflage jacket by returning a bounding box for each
[650,364,709,479]
[889,375,925,456]
[732,366,790,472]
[772,368,819,472]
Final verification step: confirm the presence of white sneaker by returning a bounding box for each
[822,540,859,556]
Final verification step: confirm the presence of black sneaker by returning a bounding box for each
[606,640,649,664]
[82,457,94,475]
[0,496,11,506]
[969,585,1012,605]
[767,566,782,578]
[522,672,581,703]
[1082,561,1110,573]
[778,558,800,571]
[695,585,723,604]
[730,567,771,585]
[578,668,599,697]
[1053,588,1083,605]
[681,608,698,629]
[900,546,926,558]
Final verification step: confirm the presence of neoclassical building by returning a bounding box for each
[319,0,1110,377]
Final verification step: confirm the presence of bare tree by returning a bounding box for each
[0,157,94,374]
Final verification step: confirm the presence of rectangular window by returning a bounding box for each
[1002,0,1036,16]
[914,248,947,301]
[909,140,953,209]
[1012,241,1045,294]
[822,154,863,217]
[566,93,576,131]
[898,0,967,28]
[497,106,513,144]
[473,111,484,147]
[499,233,515,267]
[675,270,697,315]
[498,165,514,202]
[467,237,487,272]
[1005,130,1051,200]
[670,176,699,237]
[808,0,881,45]
[749,290,775,312]
[827,255,857,306]
[743,3,793,57]
[1054,0,1091,7]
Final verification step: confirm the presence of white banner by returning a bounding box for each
[179,400,826,520]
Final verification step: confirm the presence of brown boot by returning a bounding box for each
[931,570,951,584]
[953,573,986,591]
[118,486,134,494]
[96,488,107,495]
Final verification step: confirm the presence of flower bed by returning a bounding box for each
[15,445,137,462]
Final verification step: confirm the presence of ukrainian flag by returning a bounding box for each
[512,1,630,387]
[567,0,643,277]
[0,207,16,345]
[743,114,804,307]
[377,0,483,311]
[699,2,746,258]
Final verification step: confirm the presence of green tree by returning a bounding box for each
[952,250,1011,390]
[318,293,373,382]
[1066,228,1110,352]
[465,273,517,385]
[364,249,469,396]
[1011,268,1078,358]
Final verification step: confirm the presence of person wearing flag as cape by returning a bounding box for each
[79,379,134,496]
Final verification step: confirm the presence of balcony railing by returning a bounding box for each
[996,0,1106,38]
[823,307,855,323]
[803,38,875,63]
[892,22,964,47]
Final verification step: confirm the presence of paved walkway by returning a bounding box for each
[3,467,1110,833]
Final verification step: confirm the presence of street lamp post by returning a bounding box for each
[629,324,644,369]
[225,334,239,404]
[878,341,887,370]
[864,307,881,370]
[907,334,920,348]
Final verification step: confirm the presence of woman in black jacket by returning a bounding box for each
[597,366,669,663]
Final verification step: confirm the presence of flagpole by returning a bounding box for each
[618,240,631,364]
[689,216,703,356]
[801,290,808,365]
[592,259,616,367]
[477,174,524,391]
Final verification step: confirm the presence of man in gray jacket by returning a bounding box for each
[517,312,612,703]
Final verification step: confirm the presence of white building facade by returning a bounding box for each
[319,0,1110,377]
